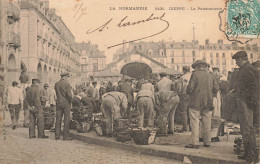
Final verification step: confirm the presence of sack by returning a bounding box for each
[132,128,158,145]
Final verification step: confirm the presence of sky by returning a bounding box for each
[49,0,259,63]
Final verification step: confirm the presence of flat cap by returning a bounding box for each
[159,72,167,76]
[44,83,49,87]
[60,72,70,77]
[252,60,260,68]
[183,66,190,71]
[212,67,220,71]
[12,81,18,85]
[191,60,208,69]
[232,51,248,59]
[32,78,40,83]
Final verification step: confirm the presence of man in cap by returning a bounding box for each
[40,83,50,107]
[135,74,145,92]
[6,81,23,129]
[100,91,128,136]
[55,72,73,140]
[154,72,179,135]
[185,60,219,148]
[26,79,48,138]
[19,70,29,84]
[232,51,258,163]
[117,78,134,118]
[178,66,192,132]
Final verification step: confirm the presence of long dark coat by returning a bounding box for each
[186,69,219,110]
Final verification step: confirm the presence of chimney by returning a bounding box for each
[43,0,49,9]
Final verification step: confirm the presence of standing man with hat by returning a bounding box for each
[6,81,23,129]
[55,72,73,140]
[40,83,50,107]
[185,60,219,149]
[26,79,48,138]
[232,51,259,163]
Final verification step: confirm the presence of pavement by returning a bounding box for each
[1,109,247,164]
[70,129,245,164]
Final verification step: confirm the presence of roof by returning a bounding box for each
[93,70,121,77]
[103,50,167,71]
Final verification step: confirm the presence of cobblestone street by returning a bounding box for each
[0,111,182,164]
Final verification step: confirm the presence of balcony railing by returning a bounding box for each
[8,32,21,48]
[7,3,20,23]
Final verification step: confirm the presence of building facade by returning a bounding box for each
[199,39,260,75]
[20,0,81,88]
[165,40,200,71]
[113,40,259,76]
[76,42,106,82]
[0,0,21,101]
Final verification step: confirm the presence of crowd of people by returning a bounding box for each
[4,51,259,163]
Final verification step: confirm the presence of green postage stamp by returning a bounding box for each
[226,0,259,39]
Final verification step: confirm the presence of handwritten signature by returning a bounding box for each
[73,2,87,22]
[86,13,169,49]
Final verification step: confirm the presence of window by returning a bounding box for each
[216,53,219,58]
[250,53,253,59]
[210,53,213,58]
[177,65,179,70]
[93,59,98,71]
[82,58,86,64]
[211,59,214,65]
[222,59,226,65]
[216,59,220,65]
[182,51,185,57]
[160,49,164,56]
[203,53,206,60]
[182,58,185,63]
[193,58,196,62]
[171,58,174,63]
[222,53,225,58]
[192,50,195,57]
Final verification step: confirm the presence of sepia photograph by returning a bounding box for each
[0,0,259,163]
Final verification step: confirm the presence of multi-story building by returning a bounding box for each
[199,39,260,75]
[165,40,200,71]
[0,0,21,98]
[76,42,106,82]
[20,0,81,87]
[112,40,259,77]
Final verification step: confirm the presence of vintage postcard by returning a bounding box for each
[0,0,259,163]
